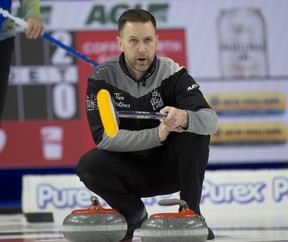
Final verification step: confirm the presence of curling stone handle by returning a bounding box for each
[90,196,100,206]
[158,199,188,209]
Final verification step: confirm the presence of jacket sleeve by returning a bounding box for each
[185,109,218,135]
[97,128,163,151]
[21,0,42,20]
[174,68,218,135]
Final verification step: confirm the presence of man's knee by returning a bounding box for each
[75,149,105,185]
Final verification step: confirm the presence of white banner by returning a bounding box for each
[12,0,288,77]
[22,169,288,224]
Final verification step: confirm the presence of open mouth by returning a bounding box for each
[137,57,147,63]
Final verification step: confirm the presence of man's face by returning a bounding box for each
[117,21,158,80]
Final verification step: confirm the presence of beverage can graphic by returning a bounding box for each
[40,126,63,160]
[218,8,268,78]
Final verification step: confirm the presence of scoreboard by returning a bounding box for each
[7,31,79,121]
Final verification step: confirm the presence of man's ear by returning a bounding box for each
[116,36,123,52]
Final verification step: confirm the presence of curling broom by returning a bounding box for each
[97,89,166,137]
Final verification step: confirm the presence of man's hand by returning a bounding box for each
[25,18,45,39]
[160,106,188,129]
[157,106,188,142]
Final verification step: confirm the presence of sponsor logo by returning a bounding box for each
[207,92,286,115]
[86,4,169,25]
[187,84,199,91]
[37,184,98,209]
[201,180,266,204]
[211,122,287,145]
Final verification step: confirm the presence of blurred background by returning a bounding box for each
[0,0,287,215]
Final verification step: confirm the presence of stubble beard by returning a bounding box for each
[126,57,151,79]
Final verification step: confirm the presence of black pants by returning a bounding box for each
[0,37,14,122]
[75,132,210,218]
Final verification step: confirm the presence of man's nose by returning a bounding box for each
[138,42,146,52]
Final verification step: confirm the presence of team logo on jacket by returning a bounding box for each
[150,89,164,110]
[86,94,97,111]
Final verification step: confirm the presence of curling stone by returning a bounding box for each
[140,199,208,242]
[63,196,127,242]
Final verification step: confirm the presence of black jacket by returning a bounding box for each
[86,53,218,152]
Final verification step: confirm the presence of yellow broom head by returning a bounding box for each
[97,89,119,138]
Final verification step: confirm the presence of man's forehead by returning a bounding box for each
[122,21,156,35]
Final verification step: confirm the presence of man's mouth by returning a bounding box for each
[137,57,147,63]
